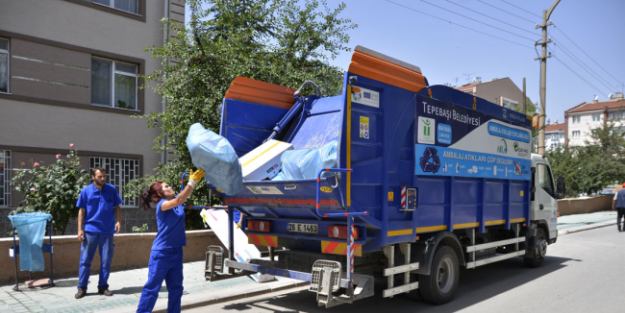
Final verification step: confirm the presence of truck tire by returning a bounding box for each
[524,228,547,268]
[418,246,459,304]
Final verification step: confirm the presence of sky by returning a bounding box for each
[185,0,625,124]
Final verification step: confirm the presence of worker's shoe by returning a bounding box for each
[98,288,113,296]
[75,289,86,299]
[618,225,622,232]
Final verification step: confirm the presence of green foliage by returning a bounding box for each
[547,121,625,196]
[132,223,149,233]
[11,146,90,234]
[125,0,356,230]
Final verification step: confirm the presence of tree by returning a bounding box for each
[547,121,625,196]
[11,145,90,234]
[124,0,356,228]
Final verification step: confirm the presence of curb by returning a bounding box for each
[557,220,616,236]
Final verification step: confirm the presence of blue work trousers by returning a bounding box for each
[137,248,184,313]
[78,232,114,290]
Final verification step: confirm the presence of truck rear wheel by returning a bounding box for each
[419,246,459,304]
[524,228,547,268]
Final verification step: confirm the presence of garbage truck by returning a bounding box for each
[203,45,565,307]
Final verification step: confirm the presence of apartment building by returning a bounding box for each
[0,0,185,235]
[457,77,525,111]
[564,93,625,146]
[544,122,565,151]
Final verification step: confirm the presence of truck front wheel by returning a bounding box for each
[524,228,547,268]
[419,246,459,304]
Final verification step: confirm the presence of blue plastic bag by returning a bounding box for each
[186,123,243,195]
[273,141,338,181]
[8,212,51,272]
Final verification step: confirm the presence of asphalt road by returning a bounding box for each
[185,226,625,313]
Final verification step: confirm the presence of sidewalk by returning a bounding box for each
[0,211,619,313]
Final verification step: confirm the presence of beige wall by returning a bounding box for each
[474,78,524,111]
[0,0,186,179]
[557,195,614,216]
[0,230,223,286]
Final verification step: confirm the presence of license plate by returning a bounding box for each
[288,223,318,234]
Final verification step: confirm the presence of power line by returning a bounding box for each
[501,0,542,19]
[553,24,622,86]
[419,0,536,42]
[476,0,536,24]
[551,36,617,93]
[446,0,537,36]
[384,0,533,50]
[550,51,610,96]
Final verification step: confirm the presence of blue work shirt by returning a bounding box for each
[76,183,122,234]
[152,198,187,250]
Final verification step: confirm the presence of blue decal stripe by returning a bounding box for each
[415,145,531,180]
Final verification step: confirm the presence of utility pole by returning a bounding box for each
[522,77,526,115]
[535,0,560,156]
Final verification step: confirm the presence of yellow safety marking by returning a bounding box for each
[388,229,413,237]
[510,218,526,223]
[527,115,533,120]
[454,222,479,229]
[347,85,352,207]
[388,191,394,202]
[416,225,447,233]
[484,220,505,226]
[520,190,524,197]
[241,141,282,167]
[320,186,332,193]
[321,241,362,257]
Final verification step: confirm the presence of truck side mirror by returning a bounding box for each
[556,176,566,199]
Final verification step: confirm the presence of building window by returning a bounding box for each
[91,58,138,110]
[608,111,623,120]
[502,97,519,110]
[572,131,580,138]
[93,0,139,14]
[0,38,8,93]
[0,150,10,207]
[572,116,580,124]
[90,157,140,207]
[551,143,558,150]
[592,114,601,122]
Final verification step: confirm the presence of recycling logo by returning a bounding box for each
[419,147,441,173]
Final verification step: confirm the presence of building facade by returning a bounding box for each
[457,77,525,111]
[544,123,565,151]
[564,93,625,146]
[0,0,185,235]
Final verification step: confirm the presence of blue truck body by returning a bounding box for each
[206,46,554,306]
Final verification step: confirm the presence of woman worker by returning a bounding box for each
[136,169,205,313]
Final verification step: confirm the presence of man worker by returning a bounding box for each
[612,182,625,232]
[75,167,123,299]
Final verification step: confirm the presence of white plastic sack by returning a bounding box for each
[273,141,338,181]
[186,123,243,195]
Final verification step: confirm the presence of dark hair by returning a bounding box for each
[140,181,164,211]
[91,167,107,176]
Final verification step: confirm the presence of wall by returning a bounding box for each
[567,110,603,146]
[474,78,523,110]
[0,230,223,286]
[557,194,614,216]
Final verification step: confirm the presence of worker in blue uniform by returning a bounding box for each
[136,169,205,313]
[75,167,123,299]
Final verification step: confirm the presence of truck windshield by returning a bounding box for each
[537,164,556,198]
